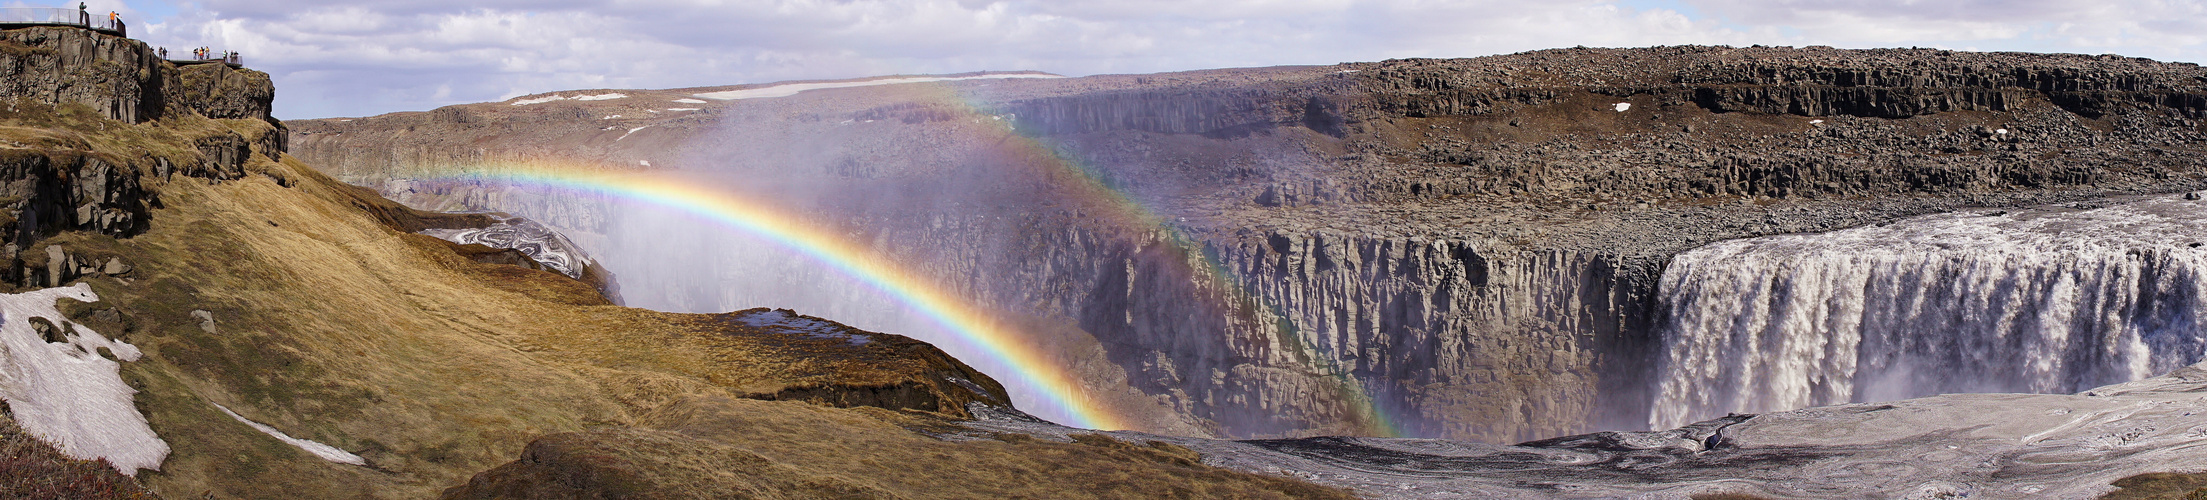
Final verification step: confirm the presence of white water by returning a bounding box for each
[1651,195,2207,429]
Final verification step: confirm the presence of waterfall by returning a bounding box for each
[1650,196,2207,429]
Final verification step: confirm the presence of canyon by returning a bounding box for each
[294,45,2207,445]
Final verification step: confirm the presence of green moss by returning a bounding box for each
[2105,472,2207,500]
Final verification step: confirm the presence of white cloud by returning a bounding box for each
[119,0,2207,119]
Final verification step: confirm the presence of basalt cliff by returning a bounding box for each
[292,45,2207,445]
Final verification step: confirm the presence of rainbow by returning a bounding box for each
[414,79,1412,437]
[441,167,1126,431]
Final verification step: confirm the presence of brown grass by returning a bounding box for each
[0,413,155,500]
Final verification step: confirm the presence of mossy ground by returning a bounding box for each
[2106,472,2207,500]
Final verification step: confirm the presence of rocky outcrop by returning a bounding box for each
[0,26,277,125]
[170,63,277,122]
[0,27,165,123]
[0,150,147,288]
[708,308,1013,418]
[420,214,623,303]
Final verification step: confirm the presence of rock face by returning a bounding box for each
[289,46,2207,442]
[0,27,165,123]
[0,149,149,288]
[0,26,277,124]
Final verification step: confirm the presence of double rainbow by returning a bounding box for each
[439,167,1125,431]
[415,79,1410,437]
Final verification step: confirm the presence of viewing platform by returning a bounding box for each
[1,8,246,68]
[0,7,125,37]
[171,52,243,68]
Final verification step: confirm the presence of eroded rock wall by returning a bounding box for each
[807,212,1661,441]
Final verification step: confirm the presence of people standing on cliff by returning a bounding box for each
[77,2,86,26]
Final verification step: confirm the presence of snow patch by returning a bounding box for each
[1996,128,2010,135]
[617,126,649,141]
[639,160,651,167]
[509,95,565,106]
[511,93,624,105]
[0,283,167,475]
[601,115,621,120]
[1612,102,1632,112]
[1810,119,1824,124]
[213,403,365,466]
[671,98,707,104]
[664,108,699,112]
[693,73,1062,101]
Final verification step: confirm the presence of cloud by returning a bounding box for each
[120,0,2207,119]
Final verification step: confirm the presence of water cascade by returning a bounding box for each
[1650,195,2207,429]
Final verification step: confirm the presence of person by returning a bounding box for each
[78,2,87,26]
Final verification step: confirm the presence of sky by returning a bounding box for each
[44,0,2207,119]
